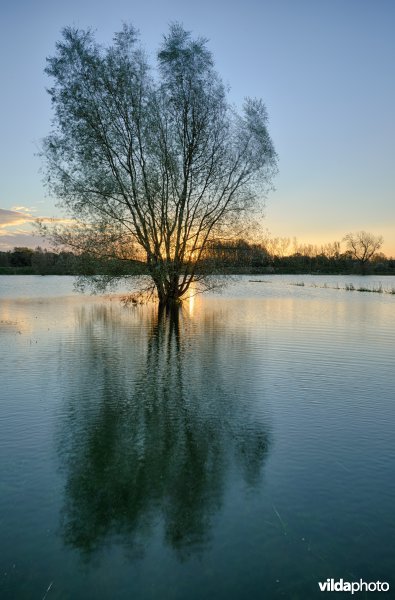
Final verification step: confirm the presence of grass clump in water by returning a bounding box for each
[357,284,383,293]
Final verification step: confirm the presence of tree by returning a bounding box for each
[42,24,277,308]
[262,233,291,259]
[320,241,341,260]
[343,231,384,273]
[10,247,34,267]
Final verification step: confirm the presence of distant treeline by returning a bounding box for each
[0,247,143,276]
[1,241,394,276]
[203,239,395,275]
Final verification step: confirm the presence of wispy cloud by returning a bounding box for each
[0,208,33,228]
[11,205,37,214]
[0,232,43,250]
[0,208,73,249]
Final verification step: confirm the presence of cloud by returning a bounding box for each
[0,208,72,229]
[11,205,37,214]
[0,208,33,228]
[0,208,74,250]
[0,232,46,250]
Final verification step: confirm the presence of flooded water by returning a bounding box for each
[1,275,394,598]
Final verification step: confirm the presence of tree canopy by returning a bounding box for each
[42,23,277,307]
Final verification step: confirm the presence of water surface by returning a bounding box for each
[1,275,394,598]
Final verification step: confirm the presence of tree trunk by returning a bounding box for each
[154,276,183,310]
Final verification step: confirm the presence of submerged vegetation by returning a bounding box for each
[285,280,394,295]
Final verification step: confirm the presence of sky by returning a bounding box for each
[1,0,394,255]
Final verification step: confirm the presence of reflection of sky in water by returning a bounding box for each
[0,275,394,599]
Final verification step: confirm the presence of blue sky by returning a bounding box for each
[1,0,394,254]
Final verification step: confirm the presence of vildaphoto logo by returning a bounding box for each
[318,579,390,594]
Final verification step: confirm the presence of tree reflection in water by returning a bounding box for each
[58,304,270,560]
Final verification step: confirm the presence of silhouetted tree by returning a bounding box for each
[343,231,384,273]
[42,24,277,308]
[10,247,33,267]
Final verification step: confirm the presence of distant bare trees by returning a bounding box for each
[257,231,389,274]
[343,231,384,273]
[263,235,290,259]
[320,241,341,260]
